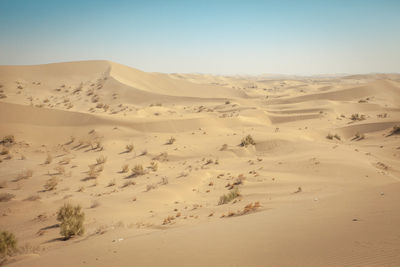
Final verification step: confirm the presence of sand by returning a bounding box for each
[0,60,399,266]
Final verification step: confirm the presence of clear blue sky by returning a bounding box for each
[0,0,399,74]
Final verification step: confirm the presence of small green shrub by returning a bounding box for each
[57,203,85,239]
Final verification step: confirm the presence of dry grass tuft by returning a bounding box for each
[166,137,176,145]
[131,164,146,177]
[44,177,59,191]
[240,135,255,147]
[218,187,240,205]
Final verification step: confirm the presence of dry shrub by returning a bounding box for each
[125,144,134,153]
[57,203,85,239]
[241,202,261,214]
[350,113,366,121]
[0,135,15,146]
[148,161,158,171]
[0,231,17,258]
[44,177,59,191]
[166,137,176,145]
[352,132,365,141]
[218,187,240,205]
[96,155,107,165]
[240,135,255,147]
[131,164,145,177]
[0,181,6,189]
[387,125,400,137]
[0,193,15,202]
[121,164,129,173]
[162,215,175,225]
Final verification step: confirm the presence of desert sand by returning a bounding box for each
[0,60,400,266]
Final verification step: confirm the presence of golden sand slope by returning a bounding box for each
[0,61,400,266]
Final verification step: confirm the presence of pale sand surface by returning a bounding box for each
[0,61,399,266]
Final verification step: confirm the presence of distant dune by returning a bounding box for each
[1,61,400,266]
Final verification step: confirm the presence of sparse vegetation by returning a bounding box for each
[218,187,240,205]
[96,155,107,164]
[56,203,85,239]
[352,132,365,141]
[0,135,14,146]
[44,177,59,191]
[240,135,255,147]
[0,193,15,202]
[220,144,228,151]
[387,125,400,136]
[350,113,366,121]
[0,231,17,258]
[148,161,158,171]
[121,164,129,173]
[125,144,134,153]
[131,164,146,176]
[166,136,176,145]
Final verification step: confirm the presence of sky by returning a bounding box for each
[0,0,399,75]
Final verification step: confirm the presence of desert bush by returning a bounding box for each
[326,133,333,140]
[44,177,59,191]
[121,164,129,173]
[218,187,240,205]
[0,181,6,189]
[56,203,85,239]
[240,135,255,147]
[0,135,14,146]
[149,161,158,172]
[96,155,107,164]
[333,134,341,140]
[160,177,168,185]
[131,164,145,176]
[353,132,365,141]
[387,125,400,136]
[125,144,134,153]
[166,137,176,145]
[0,231,17,257]
[0,193,15,202]
[350,113,366,121]
[220,144,228,151]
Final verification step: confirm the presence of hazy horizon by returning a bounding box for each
[1,0,399,75]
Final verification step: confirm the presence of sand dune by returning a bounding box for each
[1,61,400,266]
